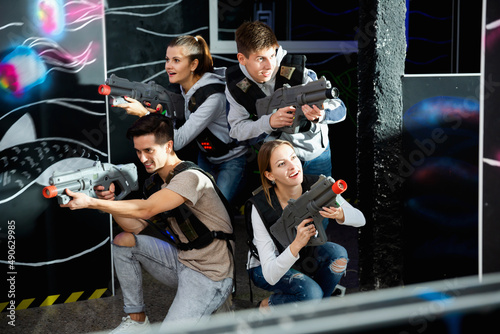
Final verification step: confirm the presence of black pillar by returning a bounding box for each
[357,0,407,290]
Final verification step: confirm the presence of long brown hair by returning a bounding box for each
[168,35,213,76]
[257,140,296,206]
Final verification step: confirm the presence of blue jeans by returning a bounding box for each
[197,153,246,205]
[248,242,348,306]
[113,234,232,328]
[301,143,332,177]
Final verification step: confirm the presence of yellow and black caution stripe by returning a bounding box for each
[0,288,108,312]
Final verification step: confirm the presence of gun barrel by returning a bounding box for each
[97,84,136,99]
[42,179,92,199]
[332,179,347,194]
[298,87,339,106]
[98,84,111,95]
[326,87,339,99]
[42,185,58,198]
[309,179,347,210]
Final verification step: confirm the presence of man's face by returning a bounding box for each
[133,134,169,174]
[237,46,277,83]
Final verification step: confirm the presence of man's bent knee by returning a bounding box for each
[113,232,136,247]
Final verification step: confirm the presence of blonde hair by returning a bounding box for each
[168,35,213,76]
[257,140,296,206]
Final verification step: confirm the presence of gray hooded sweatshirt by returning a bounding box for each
[174,68,247,164]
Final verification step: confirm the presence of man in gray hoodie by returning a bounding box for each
[225,21,347,177]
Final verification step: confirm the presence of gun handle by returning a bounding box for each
[113,180,130,201]
[307,216,328,246]
[95,180,117,199]
[99,179,135,201]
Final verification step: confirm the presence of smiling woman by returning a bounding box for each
[245,139,366,310]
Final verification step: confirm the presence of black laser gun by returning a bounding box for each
[270,175,347,248]
[256,76,339,134]
[98,74,185,122]
[43,161,139,205]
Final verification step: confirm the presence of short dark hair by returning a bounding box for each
[235,21,278,58]
[126,113,173,146]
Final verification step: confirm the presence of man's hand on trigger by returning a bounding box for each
[95,183,116,201]
[269,106,295,129]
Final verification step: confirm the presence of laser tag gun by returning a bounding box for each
[98,74,185,123]
[256,76,339,134]
[270,175,347,248]
[42,160,139,205]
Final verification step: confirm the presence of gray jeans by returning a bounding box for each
[113,234,233,327]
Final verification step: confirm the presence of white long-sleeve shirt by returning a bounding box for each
[246,194,366,285]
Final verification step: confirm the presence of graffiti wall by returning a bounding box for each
[0,0,110,311]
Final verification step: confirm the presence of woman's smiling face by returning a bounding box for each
[265,143,303,187]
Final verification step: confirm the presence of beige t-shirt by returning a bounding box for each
[165,169,234,281]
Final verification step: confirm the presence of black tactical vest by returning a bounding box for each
[245,174,321,275]
[143,161,234,251]
[174,83,237,158]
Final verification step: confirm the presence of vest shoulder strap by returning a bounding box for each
[143,172,163,198]
[302,174,321,191]
[226,65,266,119]
[187,84,236,158]
[275,54,307,89]
[188,83,225,112]
[245,187,286,258]
[173,161,235,226]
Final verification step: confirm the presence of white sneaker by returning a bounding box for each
[109,315,151,333]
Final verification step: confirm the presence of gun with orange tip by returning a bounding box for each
[43,160,139,205]
[270,175,347,248]
[98,74,185,123]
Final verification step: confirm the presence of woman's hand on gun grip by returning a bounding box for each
[116,96,153,117]
[319,206,345,223]
[95,183,116,201]
[289,218,316,257]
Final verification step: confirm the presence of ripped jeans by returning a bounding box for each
[248,242,348,306]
